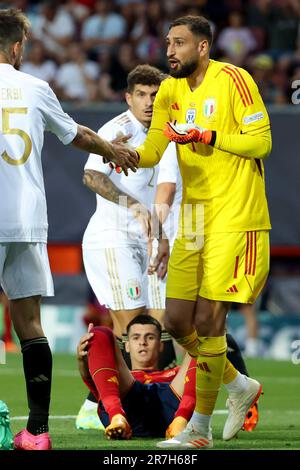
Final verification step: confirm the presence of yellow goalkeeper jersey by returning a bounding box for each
[137,59,272,234]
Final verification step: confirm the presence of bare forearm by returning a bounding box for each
[154,183,176,224]
[83,170,138,206]
[73,125,114,160]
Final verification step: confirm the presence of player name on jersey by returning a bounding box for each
[1,88,22,100]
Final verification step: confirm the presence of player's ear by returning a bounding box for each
[11,42,20,60]
[159,341,164,353]
[125,341,130,353]
[198,39,209,57]
[125,92,132,108]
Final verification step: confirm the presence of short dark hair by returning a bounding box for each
[126,315,162,337]
[169,15,213,47]
[0,9,30,55]
[127,65,164,93]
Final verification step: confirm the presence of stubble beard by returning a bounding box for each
[169,58,199,78]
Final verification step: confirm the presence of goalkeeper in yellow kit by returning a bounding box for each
[134,15,272,449]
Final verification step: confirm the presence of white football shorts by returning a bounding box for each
[0,242,54,300]
[83,244,166,311]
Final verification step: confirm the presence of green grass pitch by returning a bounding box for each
[1,353,300,450]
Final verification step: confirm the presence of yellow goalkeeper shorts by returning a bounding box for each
[166,230,269,304]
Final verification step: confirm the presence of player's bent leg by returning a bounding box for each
[105,414,132,440]
[164,298,199,357]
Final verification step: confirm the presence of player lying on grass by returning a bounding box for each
[77,315,259,443]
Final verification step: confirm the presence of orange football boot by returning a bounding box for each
[243,402,259,432]
[105,414,132,440]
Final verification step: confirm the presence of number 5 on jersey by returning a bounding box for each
[1,108,32,165]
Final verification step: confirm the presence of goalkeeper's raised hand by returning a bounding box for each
[163,122,215,146]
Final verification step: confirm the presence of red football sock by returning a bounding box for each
[174,359,196,421]
[3,305,13,343]
[88,326,125,420]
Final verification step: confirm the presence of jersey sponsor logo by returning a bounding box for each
[203,99,216,117]
[186,108,196,124]
[126,279,141,300]
[171,102,180,110]
[243,112,264,125]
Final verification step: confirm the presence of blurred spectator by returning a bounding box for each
[216,10,257,66]
[130,0,167,67]
[250,54,289,104]
[14,0,298,105]
[20,40,57,85]
[54,43,99,102]
[97,43,139,101]
[81,0,126,58]
[32,0,76,63]
[266,0,300,59]
[63,0,92,29]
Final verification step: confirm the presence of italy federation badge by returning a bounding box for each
[126,279,141,300]
[203,98,216,117]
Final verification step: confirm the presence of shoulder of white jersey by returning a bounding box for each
[14,68,50,90]
[98,111,137,139]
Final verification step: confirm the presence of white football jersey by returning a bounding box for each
[0,64,77,242]
[157,143,182,247]
[83,110,159,247]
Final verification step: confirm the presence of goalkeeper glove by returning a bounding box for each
[163,122,216,145]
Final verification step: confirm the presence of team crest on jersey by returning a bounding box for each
[203,98,216,117]
[126,279,141,300]
[185,108,196,124]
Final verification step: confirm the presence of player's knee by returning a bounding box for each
[195,311,224,336]
[90,326,115,347]
[163,310,179,337]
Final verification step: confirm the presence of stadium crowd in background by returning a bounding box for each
[2,0,299,105]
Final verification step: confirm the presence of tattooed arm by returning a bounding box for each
[83,169,151,236]
[83,169,138,206]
